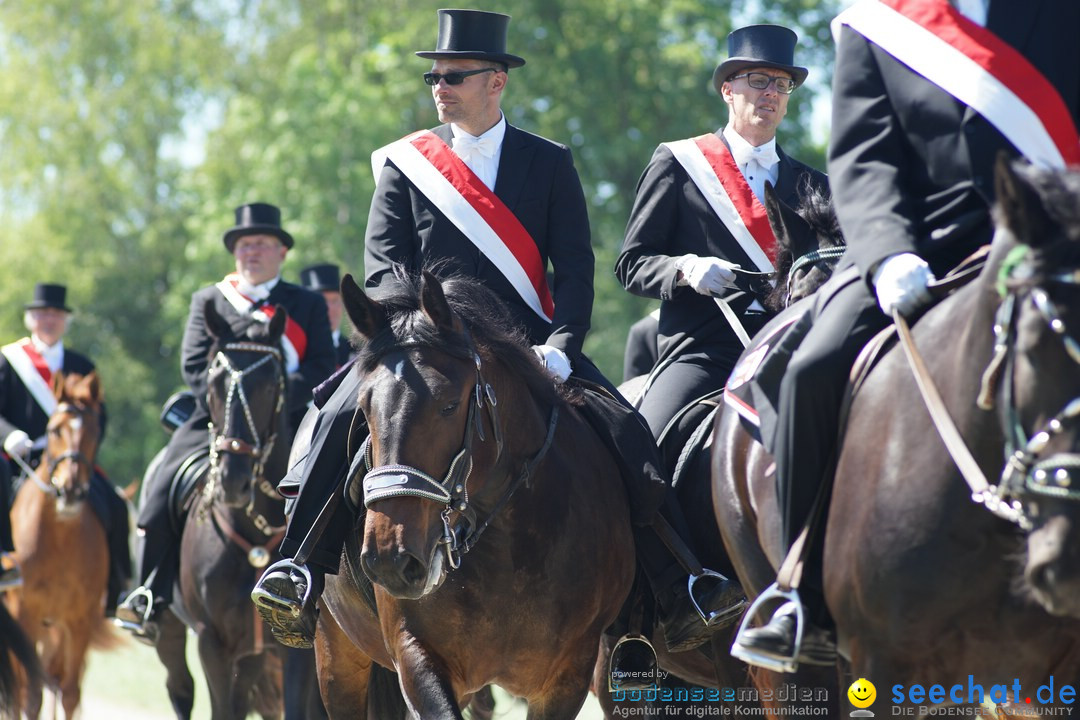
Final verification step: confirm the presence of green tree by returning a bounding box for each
[0,0,840,488]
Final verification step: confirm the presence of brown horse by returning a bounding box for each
[715,160,1080,713]
[147,302,306,720]
[594,185,845,718]
[313,270,635,719]
[5,372,115,719]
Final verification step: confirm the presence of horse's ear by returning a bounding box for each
[204,300,231,341]
[51,370,66,400]
[85,371,103,404]
[419,270,454,331]
[341,273,386,341]
[73,372,102,405]
[994,154,1051,246]
[266,305,287,344]
[764,182,814,261]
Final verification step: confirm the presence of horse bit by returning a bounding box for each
[205,342,286,563]
[13,402,96,502]
[978,251,1080,530]
[359,324,559,570]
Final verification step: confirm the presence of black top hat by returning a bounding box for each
[222,202,295,252]
[299,263,342,293]
[712,25,808,95]
[25,283,72,313]
[416,9,525,69]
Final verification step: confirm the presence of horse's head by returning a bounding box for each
[204,301,287,509]
[980,159,1080,616]
[42,372,103,517]
[762,181,845,311]
[344,269,552,599]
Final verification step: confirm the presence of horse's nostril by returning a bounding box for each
[398,552,428,586]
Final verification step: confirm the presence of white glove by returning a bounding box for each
[873,253,935,318]
[3,430,33,458]
[531,345,572,383]
[674,254,740,296]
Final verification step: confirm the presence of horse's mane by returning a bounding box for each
[766,182,843,310]
[355,269,563,405]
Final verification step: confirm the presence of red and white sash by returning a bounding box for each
[834,0,1080,169]
[372,130,555,323]
[215,275,308,370]
[1,339,56,416]
[662,134,777,273]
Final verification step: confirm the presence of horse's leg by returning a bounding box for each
[395,639,465,720]
[57,620,92,720]
[195,628,235,720]
[523,644,596,720]
[465,686,496,720]
[230,652,277,720]
[313,609,373,718]
[154,610,195,720]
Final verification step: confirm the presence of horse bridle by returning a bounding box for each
[360,323,559,570]
[18,401,97,501]
[986,258,1080,526]
[785,246,846,305]
[206,342,285,512]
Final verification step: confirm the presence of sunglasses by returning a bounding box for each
[729,72,797,95]
[423,68,497,86]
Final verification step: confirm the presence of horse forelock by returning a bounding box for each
[356,272,562,404]
[999,168,1080,291]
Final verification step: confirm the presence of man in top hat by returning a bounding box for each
[116,203,335,642]
[732,1,1080,671]
[299,263,352,367]
[0,283,132,612]
[250,9,686,656]
[614,24,828,652]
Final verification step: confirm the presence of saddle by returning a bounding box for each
[167,448,210,533]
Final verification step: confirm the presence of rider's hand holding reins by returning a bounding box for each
[675,254,741,296]
[3,430,33,458]
[873,252,935,318]
[532,344,572,383]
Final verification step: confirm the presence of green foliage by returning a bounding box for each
[0,0,839,487]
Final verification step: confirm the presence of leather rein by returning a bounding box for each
[359,323,560,571]
[895,245,1080,531]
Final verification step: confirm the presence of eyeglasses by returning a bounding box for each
[729,72,797,95]
[423,68,497,86]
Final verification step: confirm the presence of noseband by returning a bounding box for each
[206,342,285,506]
[360,322,559,570]
[986,257,1080,527]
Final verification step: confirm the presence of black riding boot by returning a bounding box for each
[252,560,324,649]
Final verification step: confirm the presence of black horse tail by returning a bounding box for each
[368,662,408,719]
[0,601,41,718]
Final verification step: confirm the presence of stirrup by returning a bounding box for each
[113,586,156,637]
[608,634,659,692]
[250,559,312,619]
[688,569,747,627]
[729,582,805,674]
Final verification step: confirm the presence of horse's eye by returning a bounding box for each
[440,402,459,417]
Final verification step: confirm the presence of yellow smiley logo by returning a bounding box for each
[848,678,876,709]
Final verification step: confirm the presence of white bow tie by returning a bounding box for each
[236,280,270,303]
[452,134,497,160]
[732,143,779,170]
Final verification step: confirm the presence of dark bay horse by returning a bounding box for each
[151,303,313,720]
[715,160,1080,713]
[6,372,115,719]
[315,271,635,719]
[599,184,845,716]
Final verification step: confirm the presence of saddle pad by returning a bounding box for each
[722,303,813,452]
